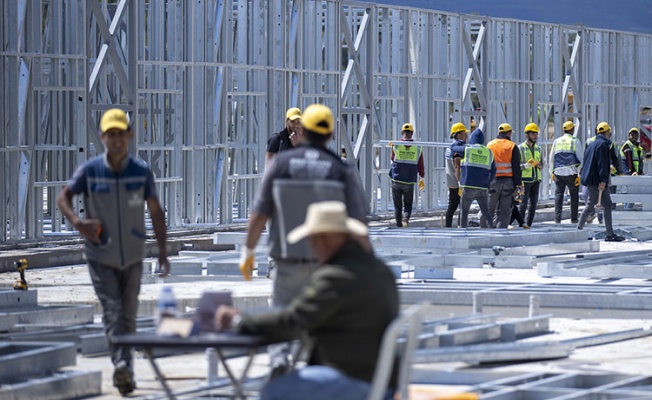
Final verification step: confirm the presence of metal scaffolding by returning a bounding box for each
[3,0,652,242]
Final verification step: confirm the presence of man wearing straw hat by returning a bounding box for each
[217,200,398,400]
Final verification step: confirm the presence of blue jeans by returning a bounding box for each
[261,366,393,400]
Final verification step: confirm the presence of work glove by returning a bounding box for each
[458,187,463,197]
[387,142,394,147]
[239,247,255,281]
[574,175,580,187]
[418,178,425,191]
[551,173,555,182]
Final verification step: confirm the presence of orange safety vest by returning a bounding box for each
[487,138,515,177]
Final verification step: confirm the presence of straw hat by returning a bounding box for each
[287,201,368,244]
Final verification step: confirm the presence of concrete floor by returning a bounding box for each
[3,217,652,398]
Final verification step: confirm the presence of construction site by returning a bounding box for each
[3,0,652,399]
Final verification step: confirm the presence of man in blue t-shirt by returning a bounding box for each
[57,108,170,396]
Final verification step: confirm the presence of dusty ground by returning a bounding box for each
[3,223,652,398]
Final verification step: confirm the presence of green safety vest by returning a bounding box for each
[620,140,643,174]
[519,142,542,183]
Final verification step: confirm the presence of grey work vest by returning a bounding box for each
[270,179,345,260]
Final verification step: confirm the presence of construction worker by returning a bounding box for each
[550,121,583,223]
[56,109,170,396]
[518,123,543,227]
[620,127,644,210]
[577,122,625,241]
[389,123,425,227]
[455,128,496,228]
[444,123,468,227]
[486,123,522,228]
[584,125,624,223]
[239,103,369,378]
[266,107,303,164]
[621,127,644,176]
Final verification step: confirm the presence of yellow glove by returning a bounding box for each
[574,175,580,186]
[527,159,537,167]
[458,187,463,196]
[387,141,394,147]
[551,173,555,182]
[418,178,425,191]
[239,247,255,281]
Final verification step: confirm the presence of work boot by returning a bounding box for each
[522,225,530,229]
[402,218,409,227]
[113,363,136,396]
[604,234,625,242]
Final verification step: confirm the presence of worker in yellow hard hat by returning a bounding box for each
[444,122,469,227]
[485,122,522,228]
[577,122,625,241]
[389,123,425,227]
[517,123,543,228]
[549,120,583,223]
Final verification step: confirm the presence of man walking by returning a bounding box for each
[486,123,522,228]
[389,123,425,227]
[266,107,303,164]
[577,122,625,242]
[56,108,170,396]
[444,123,468,227]
[218,201,398,400]
[455,128,496,228]
[518,123,543,227]
[550,121,583,223]
[239,104,369,377]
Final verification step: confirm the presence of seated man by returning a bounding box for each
[216,201,398,400]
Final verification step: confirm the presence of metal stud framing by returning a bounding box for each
[2,1,652,242]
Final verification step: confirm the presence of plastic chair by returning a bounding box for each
[367,302,426,400]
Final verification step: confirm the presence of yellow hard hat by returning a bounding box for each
[402,123,414,132]
[302,104,334,135]
[563,121,576,131]
[449,122,468,138]
[596,122,611,134]
[100,108,129,132]
[498,123,513,134]
[629,127,640,135]
[524,123,539,133]
[285,107,302,121]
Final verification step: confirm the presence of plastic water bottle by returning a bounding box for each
[155,286,179,326]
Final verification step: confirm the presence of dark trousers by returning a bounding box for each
[510,202,525,226]
[578,185,615,235]
[486,178,515,228]
[391,181,415,227]
[519,181,540,227]
[88,260,143,370]
[445,188,461,227]
[554,174,579,222]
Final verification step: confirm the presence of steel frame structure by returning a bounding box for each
[3,0,652,241]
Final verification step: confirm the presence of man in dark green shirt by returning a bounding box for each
[217,201,398,400]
